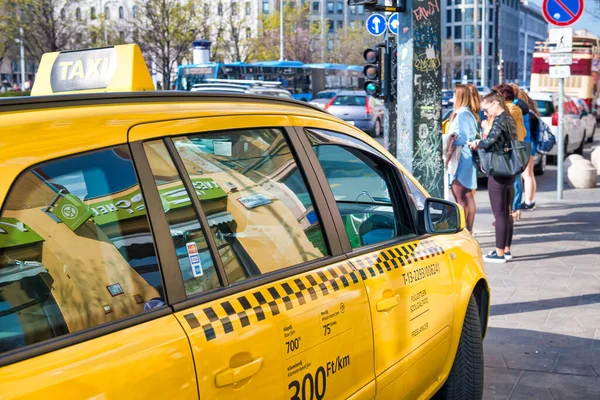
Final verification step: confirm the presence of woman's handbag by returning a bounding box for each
[478,140,531,177]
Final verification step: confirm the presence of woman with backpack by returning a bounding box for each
[468,92,518,263]
[520,92,540,210]
[447,84,479,233]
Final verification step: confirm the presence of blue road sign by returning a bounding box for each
[366,14,387,36]
[542,0,583,27]
[388,14,399,35]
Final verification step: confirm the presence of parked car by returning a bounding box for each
[325,91,384,137]
[574,97,597,143]
[309,90,339,109]
[530,92,586,160]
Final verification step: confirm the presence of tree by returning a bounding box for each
[14,0,81,61]
[0,0,17,70]
[252,4,320,63]
[326,24,374,65]
[131,0,209,89]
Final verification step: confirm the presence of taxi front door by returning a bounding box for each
[287,120,456,400]
[129,116,376,400]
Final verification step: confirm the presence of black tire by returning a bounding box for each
[587,124,596,143]
[435,295,484,400]
[575,132,585,155]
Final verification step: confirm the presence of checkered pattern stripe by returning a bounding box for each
[183,239,445,341]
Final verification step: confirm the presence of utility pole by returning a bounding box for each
[280,0,284,61]
[19,27,26,90]
[481,0,486,87]
[474,0,479,87]
[498,48,503,84]
[320,0,325,61]
[522,30,528,85]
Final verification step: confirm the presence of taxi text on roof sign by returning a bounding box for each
[31,44,155,96]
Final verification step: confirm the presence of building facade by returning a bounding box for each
[442,0,546,88]
[442,0,497,88]
[518,0,547,87]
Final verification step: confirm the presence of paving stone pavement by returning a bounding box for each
[473,139,600,400]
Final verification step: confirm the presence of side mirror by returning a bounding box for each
[423,198,465,234]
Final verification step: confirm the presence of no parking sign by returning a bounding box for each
[542,0,584,26]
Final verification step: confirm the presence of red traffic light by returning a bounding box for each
[363,48,379,64]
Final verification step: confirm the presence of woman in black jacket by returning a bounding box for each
[469,92,518,263]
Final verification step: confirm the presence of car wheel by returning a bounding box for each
[587,124,596,143]
[534,154,546,176]
[575,132,585,155]
[434,294,484,400]
[374,119,382,137]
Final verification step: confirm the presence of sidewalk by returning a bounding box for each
[475,141,600,399]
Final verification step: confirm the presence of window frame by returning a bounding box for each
[293,127,422,257]
[0,143,174,368]
[127,119,346,313]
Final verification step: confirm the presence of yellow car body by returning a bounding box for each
[0,45,489,400]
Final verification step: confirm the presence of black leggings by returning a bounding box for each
[488,175,515,249]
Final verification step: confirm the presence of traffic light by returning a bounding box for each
[363,48,382,98]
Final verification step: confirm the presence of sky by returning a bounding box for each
[529,0,600,36]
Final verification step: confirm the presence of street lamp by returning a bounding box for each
[280,0,284,61]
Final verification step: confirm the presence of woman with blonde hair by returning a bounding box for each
[447,84,479,233]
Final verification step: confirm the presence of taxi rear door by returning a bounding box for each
[288,118,456,399]
[129,115,376,400]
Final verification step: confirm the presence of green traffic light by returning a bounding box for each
[364,82,379,95]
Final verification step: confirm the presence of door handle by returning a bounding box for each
[376,295,401,312]
[215,357,263,387]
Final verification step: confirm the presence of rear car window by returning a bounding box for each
[332,96,366,106]
[0,146,164,355]
[535,100,554,117]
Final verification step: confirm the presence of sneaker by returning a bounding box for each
[484,251,507,263]
[504,252,513,261]
[521,202,536,210]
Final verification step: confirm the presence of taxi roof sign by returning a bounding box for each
[31,44,154,96]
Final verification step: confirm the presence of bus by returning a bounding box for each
[175,61,364,101]
[530,34,600,111]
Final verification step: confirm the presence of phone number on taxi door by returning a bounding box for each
[288,354,350,400]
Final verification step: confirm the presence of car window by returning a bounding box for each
[306,129,414,249]
[0,146,164,355]
[332,96,366,106]
[144,140,223,296]
[317,92,336,99]
[171,128,329,282]
[536,100,554,117]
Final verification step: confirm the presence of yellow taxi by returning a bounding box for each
[0,45,489,400]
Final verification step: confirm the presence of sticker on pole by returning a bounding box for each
[388,13,399,35]
[542,0,583,27]
[548,27,573,53]
[550,65,571,78]
[366,14,387,36]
